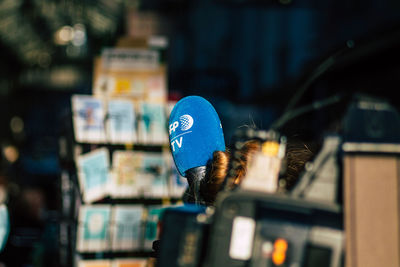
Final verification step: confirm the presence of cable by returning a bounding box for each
[270,93,344,131]
[270,43,352,131]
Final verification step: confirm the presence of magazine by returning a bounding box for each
[76,148,110,203]
[71,95,106,143]
[137,102,168,145]
[111,205,144,251]
[76,205,112,252]
[106,99,137,144]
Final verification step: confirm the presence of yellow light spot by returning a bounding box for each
[262,141,279,156]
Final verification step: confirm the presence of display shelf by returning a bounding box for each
[58,127,182,267]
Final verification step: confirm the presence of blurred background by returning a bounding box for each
[0,0,399,266]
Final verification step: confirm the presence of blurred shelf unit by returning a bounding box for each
[58,38,186,267]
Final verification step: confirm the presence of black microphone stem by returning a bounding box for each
[185,166,207,206]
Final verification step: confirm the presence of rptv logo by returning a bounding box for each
[169,114,194,152]
[180,115,194,131]
[169,114,194,134]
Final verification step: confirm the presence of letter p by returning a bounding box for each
[169,121,179,134]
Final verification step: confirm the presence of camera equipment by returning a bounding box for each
[156,204,209,267]
[157,93,400,267]
[205,191,343,267]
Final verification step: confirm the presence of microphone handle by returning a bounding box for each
[185,166,207,205]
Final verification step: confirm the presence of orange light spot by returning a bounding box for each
[272,251,286,265]
[274,238,288,251]
[272,239,288,265]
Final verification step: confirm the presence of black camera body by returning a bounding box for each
[156,204,209,267]
[205,191,343,267]
[157,191,344,267]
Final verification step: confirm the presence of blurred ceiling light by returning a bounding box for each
[0,15,19,38]
[25,50,40,63]
[149,36,169,49]
[34,0,64,32]
[50,66,81,86]
[3,145,19,164]
[55,25,74,45]
[72,23,87,46]
[38,52,51,68]
[10,116,24,134]
[87,9,116,36]
[54,24,87,47]
[0,0,22,11]
[19,66,87,88]
[0,13,52,65]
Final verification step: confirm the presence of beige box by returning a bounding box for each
[343,154,400,267]
[92,52,167,103]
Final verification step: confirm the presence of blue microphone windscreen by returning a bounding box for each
[169,96,225,176]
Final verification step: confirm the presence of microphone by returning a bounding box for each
[168,96,225,204]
